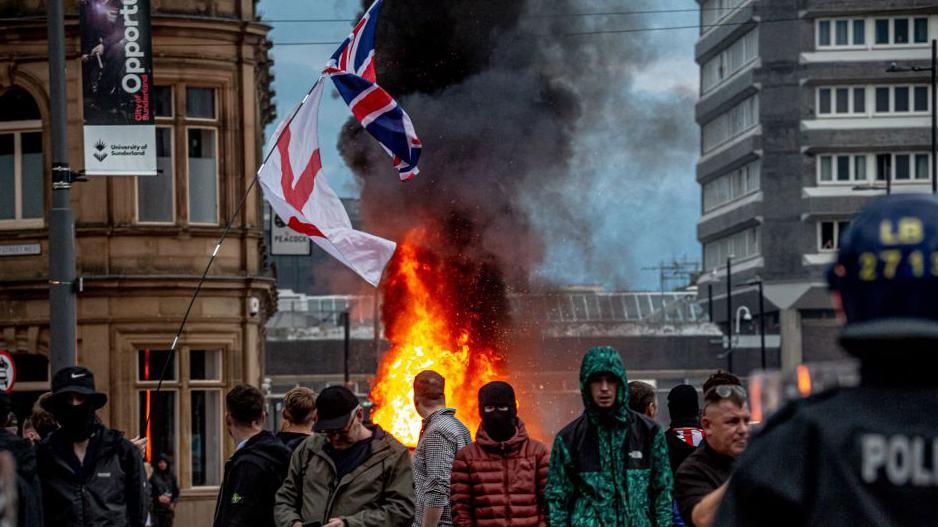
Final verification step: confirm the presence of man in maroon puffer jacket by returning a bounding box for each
[450,381,550,527]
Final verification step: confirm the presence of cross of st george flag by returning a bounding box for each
[258,78,396,287]
[324,0,422,182]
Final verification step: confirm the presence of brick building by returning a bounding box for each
[0,0,274,523]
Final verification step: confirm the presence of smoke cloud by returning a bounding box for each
[337,0,700,438]
[340,0,698,292]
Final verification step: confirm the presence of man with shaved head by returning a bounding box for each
[412,371,471,527]
[674,384,750,527]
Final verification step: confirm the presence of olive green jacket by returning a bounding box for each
[545,346,673,527]
[274,425,416,527]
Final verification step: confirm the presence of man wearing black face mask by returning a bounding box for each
[450,381,550,527]
[37,367,146,527]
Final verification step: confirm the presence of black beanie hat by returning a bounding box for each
[667,384,699,419]
[478,381,516,414]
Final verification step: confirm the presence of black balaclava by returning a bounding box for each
[479,381,517,442]
[55,401,96,442]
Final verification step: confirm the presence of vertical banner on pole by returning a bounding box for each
[80,0,156,176]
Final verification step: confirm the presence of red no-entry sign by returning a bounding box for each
[0,351,16,393]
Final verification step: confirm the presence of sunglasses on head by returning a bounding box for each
[705,384,747,401]
[321,405,360,435]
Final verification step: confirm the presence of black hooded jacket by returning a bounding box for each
[37,424,146,527]
[213,430,292,527]
[150,463,179,512]
[0,430,43,527]
[276,431,311,453]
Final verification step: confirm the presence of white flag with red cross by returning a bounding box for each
[258,78,395,287]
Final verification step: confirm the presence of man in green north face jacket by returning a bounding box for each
[546,346,673,527]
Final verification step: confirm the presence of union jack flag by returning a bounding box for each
[326,0,380,82]
[324,0,422,182]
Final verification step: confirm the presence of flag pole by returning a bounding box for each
[145,76,326,428]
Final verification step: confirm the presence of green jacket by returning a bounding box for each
[545,346,673,527]
[273,425,416,527]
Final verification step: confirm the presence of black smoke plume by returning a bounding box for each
[341,0,698,438]
[340,0,695,293]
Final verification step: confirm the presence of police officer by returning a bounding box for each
[715,194,938,525]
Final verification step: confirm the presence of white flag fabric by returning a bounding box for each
[258,78,396,287]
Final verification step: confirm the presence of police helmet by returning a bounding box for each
[827,194,938,345]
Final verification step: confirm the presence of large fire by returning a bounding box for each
[370,228,504,447]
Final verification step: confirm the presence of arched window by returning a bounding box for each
[0,87,43,226]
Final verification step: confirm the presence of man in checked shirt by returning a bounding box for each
[412,371,472,527]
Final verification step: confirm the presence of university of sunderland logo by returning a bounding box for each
[93,140,108,162]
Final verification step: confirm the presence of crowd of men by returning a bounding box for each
[214,349,750,527]
[0,350,748,527]
[0,195,935,526]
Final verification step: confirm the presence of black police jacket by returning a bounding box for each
[716,386,938,525]
[0,430,43,527]
[213,430,292,527]
[37,425,146,527]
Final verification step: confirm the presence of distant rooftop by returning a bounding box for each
[514,291,704,324]
[267,288,710,340]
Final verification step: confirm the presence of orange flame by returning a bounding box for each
[370,229,504,447]
[796,364,812,397]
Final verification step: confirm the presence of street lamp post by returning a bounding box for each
[735,306,752,335]
[757,280,765,369]
[708,283,714,322]
[726,256,733,373]
[888,39,938,195]
[731,279,767,371]
[48,0,78,373]
[743,279,767,370]
[341,311,351,386]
